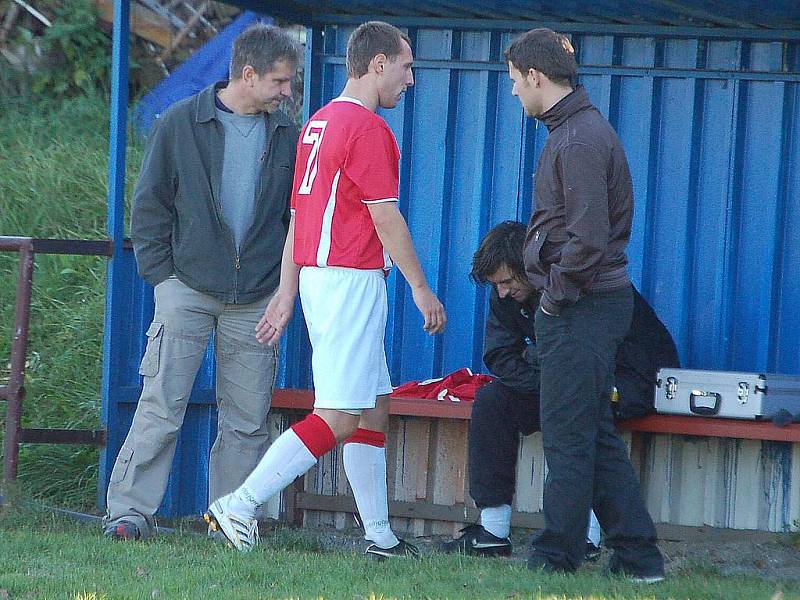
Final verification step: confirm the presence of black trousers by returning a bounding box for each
[531,286,663,574]
[468,380,540,508]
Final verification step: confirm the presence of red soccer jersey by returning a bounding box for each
[291,97,400,270]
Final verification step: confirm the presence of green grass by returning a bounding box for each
[0,92,142,510]
[0,503,795,600]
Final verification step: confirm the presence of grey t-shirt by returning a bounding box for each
[216,105,268,251]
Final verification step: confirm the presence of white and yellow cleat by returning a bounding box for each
[204,495,259,553]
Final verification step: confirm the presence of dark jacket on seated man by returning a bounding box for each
[485,285,679,420]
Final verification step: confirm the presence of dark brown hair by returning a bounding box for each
[471,221,528,285]
[346,21,412,78]
[504,28,577,87]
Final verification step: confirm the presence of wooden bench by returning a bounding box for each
[272,388,800,441]
[267,388,800,538]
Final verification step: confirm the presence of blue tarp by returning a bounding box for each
[134,11,271,134]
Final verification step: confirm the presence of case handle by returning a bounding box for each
[689,390,722,415]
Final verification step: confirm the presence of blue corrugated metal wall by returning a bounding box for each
[101,20,800,516]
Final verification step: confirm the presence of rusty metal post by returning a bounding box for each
[2,238,34,482]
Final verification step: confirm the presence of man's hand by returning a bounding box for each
[256,290,295,346]
[412,285,446,334]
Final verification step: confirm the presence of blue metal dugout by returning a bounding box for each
[100,1,800,516]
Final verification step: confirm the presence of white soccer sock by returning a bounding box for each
[480,504,512,539]
[586,509,602,546]
[343,442,399,549]
[228,428,317,519]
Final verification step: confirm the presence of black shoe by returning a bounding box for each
[104,520,141,541]
[441,524,512,557]
[606,561,665,584]
[584,542,602,562]
[364,538,420,560]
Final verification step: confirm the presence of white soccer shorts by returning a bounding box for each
[299,266,393,410]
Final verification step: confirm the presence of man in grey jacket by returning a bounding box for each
[506,29,665,581]
[104,24,300,540]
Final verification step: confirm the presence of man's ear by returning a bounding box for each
[527,68,541,87]
[241,64,256,86]
[372,53,388,75]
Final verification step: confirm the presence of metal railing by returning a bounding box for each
[1,236,114,483]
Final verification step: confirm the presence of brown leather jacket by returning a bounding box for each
[523,86,632,316]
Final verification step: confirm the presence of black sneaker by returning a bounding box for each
[584,542,602,562]
[104,520,141,541]
[441,524,512,557]
[364,538,420,560]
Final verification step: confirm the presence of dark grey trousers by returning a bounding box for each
[531,286,663,574]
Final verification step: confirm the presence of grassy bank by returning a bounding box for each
[0,93,141,509]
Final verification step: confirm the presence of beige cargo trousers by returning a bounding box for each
[104,277,277,537]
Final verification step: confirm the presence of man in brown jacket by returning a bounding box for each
[506,28,664,582]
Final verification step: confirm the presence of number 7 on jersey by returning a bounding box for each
[298,120,327,195]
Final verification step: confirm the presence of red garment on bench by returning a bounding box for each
[392,368,493,402]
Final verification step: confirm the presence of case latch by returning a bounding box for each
[665,376,678,400]
[737,382,749,404]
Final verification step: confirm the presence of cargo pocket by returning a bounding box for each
[138,322,164,377]
[109,445,134,484]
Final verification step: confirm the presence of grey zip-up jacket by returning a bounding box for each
[131,81,299,304]
[523,86,632,316]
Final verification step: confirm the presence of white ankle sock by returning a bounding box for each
[229,428,317,520]
[586,509,602,546]
[343,442,398,549]
[480,504,512,539]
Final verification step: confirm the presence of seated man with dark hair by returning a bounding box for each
[442,220,678,558]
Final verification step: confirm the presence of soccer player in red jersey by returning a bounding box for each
[205,21,446,558]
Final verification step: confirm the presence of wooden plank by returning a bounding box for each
[18,428,105,446]
[654,522,789,543]
[642,434,671,524]
[412,420,433,537]
[702,437,727,529]
[428,419,469,536]
[389,397,472,420]
[293,493,789,542]
[515,432,545,514]
[296,493,535,528]
[628,431,643,476]
[791,443,800,531]
[619,414,800,442]
[259,413,286,521]
[95,0,173,48]
[730,439,762,530]
[390,417,431,537]
[159,1,208,63]
[384,418,405,534]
